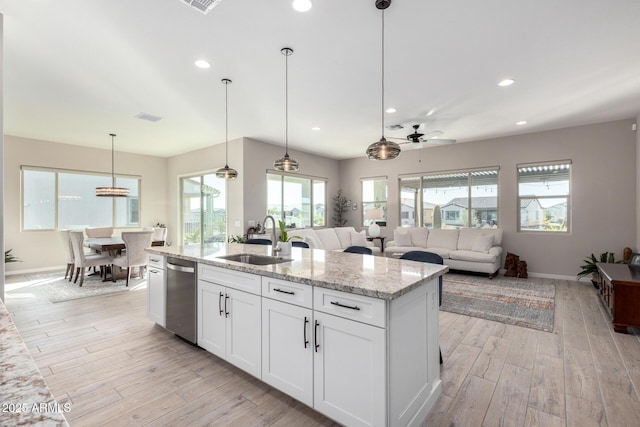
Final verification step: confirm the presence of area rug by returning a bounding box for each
[22,271,147,303]
[441,273,555,332]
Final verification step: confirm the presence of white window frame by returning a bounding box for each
[361,176,388,227]
[266,170,327,229]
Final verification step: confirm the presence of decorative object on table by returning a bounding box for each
[628,253,640,269]
[228,234,248,243]
[366,0,401,161]
[504,252,519,277]
[365,207,383,237]
[577,251,617,288]
[273,47,299,172]
[432,205,442,229]
[440,273,555,332]
[4,249,21,263]
[215,78,239,179]
[277,220,300,256]
[154,222,166,229]
[623,246,633,263]
[96,133,129,197]
[332,189,348,227]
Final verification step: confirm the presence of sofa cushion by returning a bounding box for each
[292,229,320,248]
[450,250,498,263]
[409,227,428,247]
[427,229,459,250]
[393,229,413,247]
[316,229,342,251]
[423,247,452,259]
[350,230,367,246]
[385,246,418,255]
[458,228,502,250]
[471,234,494,253]
[334,227,356,248]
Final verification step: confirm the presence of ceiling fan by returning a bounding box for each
[388,124,456,148]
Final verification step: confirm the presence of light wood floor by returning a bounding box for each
[4,273,640,426]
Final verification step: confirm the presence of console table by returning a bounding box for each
[596,263,640,333]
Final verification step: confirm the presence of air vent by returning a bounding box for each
[179,0,222,15]
[387,124,404,130]
[135,112,163,122]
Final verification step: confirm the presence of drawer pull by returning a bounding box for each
[273,288,295,295]
[330,301,361,311]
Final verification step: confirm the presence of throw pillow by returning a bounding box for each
[393,229,413,247]
[350,230,367,247]
[471,234,494,253]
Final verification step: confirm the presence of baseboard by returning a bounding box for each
[496,268,580,282]
[5,266,65,276]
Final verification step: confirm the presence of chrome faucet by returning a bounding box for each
[262,215,281,254]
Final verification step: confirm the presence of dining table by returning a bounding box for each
[84,237,164,281]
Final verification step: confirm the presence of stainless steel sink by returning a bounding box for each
[216,253,293,265]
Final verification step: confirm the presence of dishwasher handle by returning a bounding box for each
[167,263,195,274]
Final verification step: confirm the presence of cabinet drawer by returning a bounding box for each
[314,287,386,328]
[262,277,313,309]
[147,254,165,269]
[199,264,261,295]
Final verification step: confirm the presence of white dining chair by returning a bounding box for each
[151,227,167,245]
[85,226,114,238]
[60,230,75,281]
[112,231,153,287]
[69,231,113,287]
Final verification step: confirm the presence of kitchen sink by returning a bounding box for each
[216,253,293,265]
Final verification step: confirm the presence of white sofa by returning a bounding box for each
[290,227,381,254]
[386,227,503,278]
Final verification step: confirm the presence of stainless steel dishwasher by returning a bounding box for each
[166,257,197,344]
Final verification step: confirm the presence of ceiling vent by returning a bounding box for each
[135,112,163,122]
[179,0,222,15]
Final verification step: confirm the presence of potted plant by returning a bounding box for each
[577,252,616,289]
[4,249,21,263]
[277,220,301,256]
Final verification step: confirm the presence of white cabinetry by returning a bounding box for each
[197,265,262,378]
[147,255,166,327]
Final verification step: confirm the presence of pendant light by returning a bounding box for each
[366,0,401,160]
[96,133,129,197]
[274,47,300,172]
[216,78,239,179]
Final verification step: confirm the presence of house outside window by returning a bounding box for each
[518,161,571,232]
[362,177,387,226]
[21,166,140,230]
[267,172,326,229]
[399,168,498,228]
[180,172,227,245]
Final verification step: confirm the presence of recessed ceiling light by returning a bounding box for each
[194,59,211,69]
[311,127,320,131]
[516,120,527,126]
[292,0,312,12]
[498,79,515,87]
[385,108,396,113]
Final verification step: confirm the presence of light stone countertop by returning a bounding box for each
[0,298,69,426]
[147,243,448,300]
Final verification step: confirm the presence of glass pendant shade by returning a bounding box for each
[217,78,238,180]
[215,165,238,179]
[273,153,299,172]
[366,137,401,160]
[96,133,129,197]
[274,47,299,172]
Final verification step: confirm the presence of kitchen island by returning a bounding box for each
[146,243,447,427]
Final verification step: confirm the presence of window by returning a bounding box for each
[267,172,326,229]
[362,177,387,226]
[22,166,140,230]
[181,173,227,245]
[399,168,499,229]
[518,161,570,232]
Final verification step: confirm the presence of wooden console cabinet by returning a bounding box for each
[596,263,640,333]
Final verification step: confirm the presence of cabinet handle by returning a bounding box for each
[303,316,309,349]
[330,301,361,311]
[149,270,157,274]
[273,288,295,295]
[314,320,320,352]
[150,258,159,262]
[218,292,224,316]
[225,294,230,318]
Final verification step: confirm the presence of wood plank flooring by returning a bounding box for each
[4,274,640,426]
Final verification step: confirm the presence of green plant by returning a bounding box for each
[4,249,21,263]
[228,234,248,243]
[278,220,301,242]
[577,252,617,281]
[433,205,442,229]
[332,189,348,227]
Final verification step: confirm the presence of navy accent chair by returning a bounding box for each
[343,246,373,255]
[400,250,444,364]
[245,238,272,245]
[292,241,309,248]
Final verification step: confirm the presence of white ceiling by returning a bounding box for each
[1,0,640,160]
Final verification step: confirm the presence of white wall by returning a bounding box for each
[3,135,168,273]
[1,14,5,299]
[339,119,637,278]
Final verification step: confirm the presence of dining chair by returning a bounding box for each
[60,230,75,281]
[112,231,154,287]
[151,227,167,245]
[343,245,373,255]
[69,231,113,287]
[400,250,444,364]
[85,226,114,238]
[245,238,272,245]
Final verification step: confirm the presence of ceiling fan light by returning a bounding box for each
[274,153,299,171]
[215,165,238,179]
[366,138,401,160]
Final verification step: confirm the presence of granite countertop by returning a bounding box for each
[0,298,69,426]
[147,243,448,300]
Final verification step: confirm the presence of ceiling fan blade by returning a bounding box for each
[423,138,456,145]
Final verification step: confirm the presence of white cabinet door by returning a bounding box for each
[197,280,226,358]
[147,267,166,327]
[313,311,386,427]
[262,298,313,406]
[225,287,262,378]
